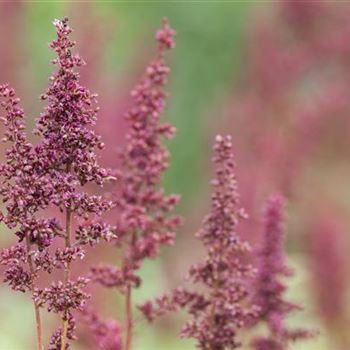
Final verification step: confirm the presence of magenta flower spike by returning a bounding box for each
[90,18,180,350]
[251,195,313,350]
[0,18,114,350]
[140,135,259,350]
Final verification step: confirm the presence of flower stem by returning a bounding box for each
[60,207,72,350]
[25,236,44,350]
[124,285,133,350]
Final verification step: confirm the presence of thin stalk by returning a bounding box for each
[124,231,137,350]
[25,236,44,350]
[60,206,72,350]
[208,241,224,350]
[124,285,133,350]
[209,279,219,350]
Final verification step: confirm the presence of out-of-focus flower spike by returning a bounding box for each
[308,212,349,348]
[251,194,314,349]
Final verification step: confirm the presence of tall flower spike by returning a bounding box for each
[140,135,259,350]
[34,18,115,350]
[91,18,179,350]
[0,18,115,350]
[251,195,313,350]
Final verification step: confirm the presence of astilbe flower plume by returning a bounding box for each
[90,18,180,350]
[251,195,312,350]
[140,135,259,350]
[0,18,114,350]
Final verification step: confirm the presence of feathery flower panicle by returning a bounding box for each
[90,18,179,350]
[95,17,178,289]
[0,85,38,229]
[0,18,115,350]
[251,195,312,350]
[0,84,47,349]
[115,18,179,266]
[140,135,259,350]
[35,17,115,349]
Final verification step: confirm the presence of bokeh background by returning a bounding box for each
[0,1,349,349]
